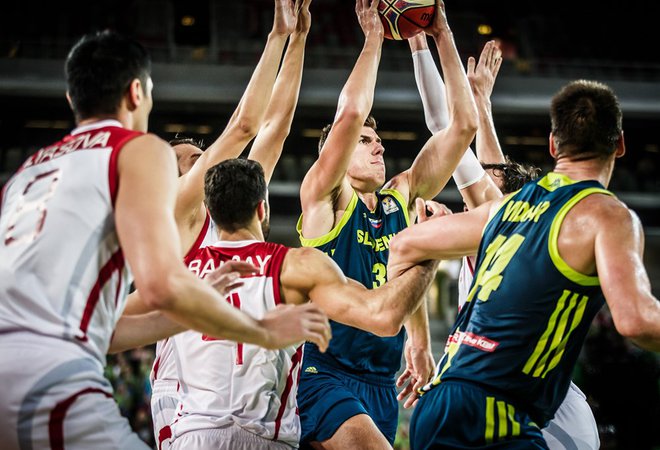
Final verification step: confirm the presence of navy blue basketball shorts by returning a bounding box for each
[297,356,398,446]
[410,381,549,449]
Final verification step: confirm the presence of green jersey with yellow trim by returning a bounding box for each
[429,173,612,426]
[296,188,410,376]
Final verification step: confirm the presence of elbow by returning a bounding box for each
[334,102,366,126]
[135,274,177,311]
[373,320,403,337]
[613,313,650,342]
[227,113,260,141]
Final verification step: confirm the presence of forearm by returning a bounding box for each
[431,29,477,132]
[248,31,307,183]
[404,299,431,349]
[109,311,185,354]
[337,35,382,120]
[157,269,268,348]
[475,95,505,164]
[411,48,449,133]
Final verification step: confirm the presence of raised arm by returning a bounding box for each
[175,0,296,221]
[593,200,660,351]
[280,247,436,337]
[386,0,478,211]
[408,32,499,211]
[468,40,505,165]
[115,134,330,351]
[249,0,311,184]
[299,0,384,237]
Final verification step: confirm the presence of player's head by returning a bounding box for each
[318,115,385,189]
[482,157,541,194]
[550,80,624,162]
[170,136,205,176]
[65,30,153,132]
[204,159,270,239]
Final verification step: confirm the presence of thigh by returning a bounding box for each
[542,382,599,450]
[348,376,398,444]
[410,382,549,450]
[315,414,392,450]
[171,427,293,450]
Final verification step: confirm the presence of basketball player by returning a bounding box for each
[134,158,434,449]
[132,0,313,444]
[388,79,660,449]
[295,0,478,447]
[408,34,600,450]
[0,30,329,450]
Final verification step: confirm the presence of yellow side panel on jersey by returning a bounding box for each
[547,187,613,286]
[296,191,359,248]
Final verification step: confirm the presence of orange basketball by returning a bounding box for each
[378,0,436,40]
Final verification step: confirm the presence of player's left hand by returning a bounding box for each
[467,40,502,101]
[273,0,297,37]
[415,197,452,223]
[294,0,312,35]
[396,339,435,408]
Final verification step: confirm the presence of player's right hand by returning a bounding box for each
[205,261,259,297]
[356,0,384,40]
[259,303,332,352]
[273,0,297,37]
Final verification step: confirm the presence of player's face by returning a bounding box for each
[347,126,386,188]
[174,144,203,176]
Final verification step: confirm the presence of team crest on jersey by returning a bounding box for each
[381,196,399,215]
[368,217,383,229]
[304,366,318,374]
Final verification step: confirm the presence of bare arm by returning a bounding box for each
[594,202,660,351]
[249,0,310,184]
[468,41,505,165]
[280,247,437,337]
[388,197,499,279]
[387,0,478,210]
[115,134,330,351]
[175,0,296,225]
[299,0,384,237]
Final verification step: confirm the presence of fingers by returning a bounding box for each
[467,56,476,76]
[415,197,427,222]
[396,369,412,387]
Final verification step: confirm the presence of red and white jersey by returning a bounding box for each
[0,120,142,363]
[457,255,476,312]
[170,240,303,448]
[150,212,218,388]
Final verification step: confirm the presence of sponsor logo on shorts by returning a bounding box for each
[304,366,318,374]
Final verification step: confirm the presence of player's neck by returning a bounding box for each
[77,111,131,130]
[348,179,381,211]
[217,223,264,243]
[553,156,615,188]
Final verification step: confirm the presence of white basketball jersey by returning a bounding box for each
[0,120,141,363]
[150,212,218,387]
[169,240,302,448]
[457,255,476,312]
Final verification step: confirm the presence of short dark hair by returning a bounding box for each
[318,115,378,153]
[65,30,151,121]
[550,80,622,161]
[482,157,541,194]
[169,135,205,150]
[204,159,267,232]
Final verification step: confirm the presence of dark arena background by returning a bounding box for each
[1,1,658,449]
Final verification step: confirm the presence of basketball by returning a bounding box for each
[378,0,436,40]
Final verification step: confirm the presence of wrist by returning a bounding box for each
[431,27,452,42]
[268,30,290,42]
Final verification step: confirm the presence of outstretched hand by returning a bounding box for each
[467,40,502,100]
[355,0,384,40]
[396,339,435,408]
[205,261,259,297]
[259,303,332,352]
[294,0,312,35]
[273,0,297,37]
